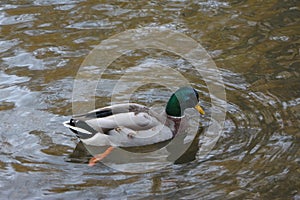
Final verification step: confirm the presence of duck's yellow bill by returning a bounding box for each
[195,104,205,115]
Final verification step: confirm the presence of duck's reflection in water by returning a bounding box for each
[68,127,203,166]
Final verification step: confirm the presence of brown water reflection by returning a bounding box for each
[0,0,299,199]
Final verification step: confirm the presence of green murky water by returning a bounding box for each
[0,0,299,199]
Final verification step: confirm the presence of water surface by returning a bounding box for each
[0,0,299,199]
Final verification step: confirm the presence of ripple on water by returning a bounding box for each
[3,51,45,70]
[0,39,20,53]
[0,12,36,25]
[66,20,123,30]
[0,71,32,109]
[33,0,85,6]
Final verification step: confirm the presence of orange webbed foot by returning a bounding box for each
[88,146,114,166]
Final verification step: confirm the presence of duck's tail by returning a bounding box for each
[63,119,98,140]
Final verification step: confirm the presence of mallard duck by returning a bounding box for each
[63,86,205,166]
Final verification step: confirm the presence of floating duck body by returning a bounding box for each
[63,87,205,165]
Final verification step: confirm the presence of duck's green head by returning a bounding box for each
[166,86,205,117]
